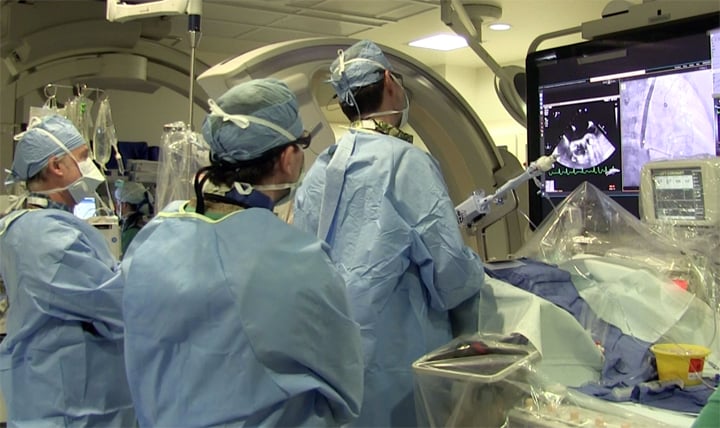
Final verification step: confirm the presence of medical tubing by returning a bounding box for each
[102,179,116,213]
[193,165,212,215]
[144,191,154,216]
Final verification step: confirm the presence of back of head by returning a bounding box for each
[329,40,393,119]
[201,78,303,165]
[9,115,86,183]
[115,181,148,205]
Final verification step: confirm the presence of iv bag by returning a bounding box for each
[65,94,94,144]
[155,122,210,211]
[93,98,123,173]
[29,94,63,122]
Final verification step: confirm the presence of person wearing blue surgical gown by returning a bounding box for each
[121,79,364,427]
[0,115,135,426]
[114,180,154,257]
[293,40,485,427]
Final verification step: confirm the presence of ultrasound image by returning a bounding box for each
[546,102,620,170]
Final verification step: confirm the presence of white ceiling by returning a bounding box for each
[172,0,612,68]
[0,0,618,74]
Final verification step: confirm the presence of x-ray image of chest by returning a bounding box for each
[545,101,620,169]
[620,71,715,188]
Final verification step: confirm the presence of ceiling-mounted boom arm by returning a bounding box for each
[106,0,202,128]
[440,0,527,127]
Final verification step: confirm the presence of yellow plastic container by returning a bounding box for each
[650,343,711,386]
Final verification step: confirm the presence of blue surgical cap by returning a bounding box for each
[329,40,394,105]
[9,115,86,182]
[201,78,304,163]
[115,181,148,205]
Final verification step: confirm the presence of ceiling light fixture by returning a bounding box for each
[408,34,468,51]
[489,23,511,31]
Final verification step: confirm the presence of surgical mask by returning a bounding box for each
[66,158,105,203]
[398,92,410,128]
[393,74,410,128]
[30,127,105,204]
[363,74,409,129]
[254,167,304,206]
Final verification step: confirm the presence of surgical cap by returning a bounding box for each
[9,115,85,182]
[115,181,148,205]
[201,78,304,163]
[329,40,394,105]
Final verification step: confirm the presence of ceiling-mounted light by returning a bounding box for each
[408,34,468,51]
[489,23,511,31]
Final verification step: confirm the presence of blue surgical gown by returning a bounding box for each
[121,203,364,427]
[0,208,135,427]
[294,130,485,427]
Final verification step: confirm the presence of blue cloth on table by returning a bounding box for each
[485,258,654,389]
[486,258,717,413]
[580,375,719,413]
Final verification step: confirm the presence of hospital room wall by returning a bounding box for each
[1,59,526,176]
[14,88,206,147]
[96,62,527,163]
[0,63,18,182]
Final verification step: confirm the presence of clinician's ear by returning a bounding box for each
[384,70,397,93]
[45,155,67,179]
[276,145,299,178]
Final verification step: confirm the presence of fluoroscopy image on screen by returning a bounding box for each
[546,102,619,170]
[620,69,715,189]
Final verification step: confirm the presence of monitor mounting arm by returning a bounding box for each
[106,0,201,23]
[106,0,202,129]
[440,0,527,126]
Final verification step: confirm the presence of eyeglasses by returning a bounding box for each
[293,131,312,150]
[391,72,404,86]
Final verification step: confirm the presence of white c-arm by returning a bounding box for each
[455,154,557,228]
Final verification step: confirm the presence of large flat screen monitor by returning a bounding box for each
[526,12,720,227]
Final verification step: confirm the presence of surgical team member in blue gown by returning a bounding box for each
[0,115,135,426]
[293,40,486,427]
[121,78,364,427]
[114,180,154,257]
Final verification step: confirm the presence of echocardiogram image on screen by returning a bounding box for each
[542,99,622,194]
[546,101,620,169]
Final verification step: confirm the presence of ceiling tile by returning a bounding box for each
[240,27,324,44]
[203,2,286,26]
[272,15,374,37]
[376,4,437,20]
[310,0,433,20]
[200,19,257,38]
[286,0,326,7]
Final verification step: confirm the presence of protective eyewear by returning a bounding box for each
[293,131,312,150]
[391,72,404,86]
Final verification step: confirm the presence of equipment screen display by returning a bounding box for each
[526,13,720,226]
[651,167,705,221]
[73,197,96,220]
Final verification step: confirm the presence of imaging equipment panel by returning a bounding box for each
[526,13,720,226]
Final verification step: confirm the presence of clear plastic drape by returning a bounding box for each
[155,122,210,211]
